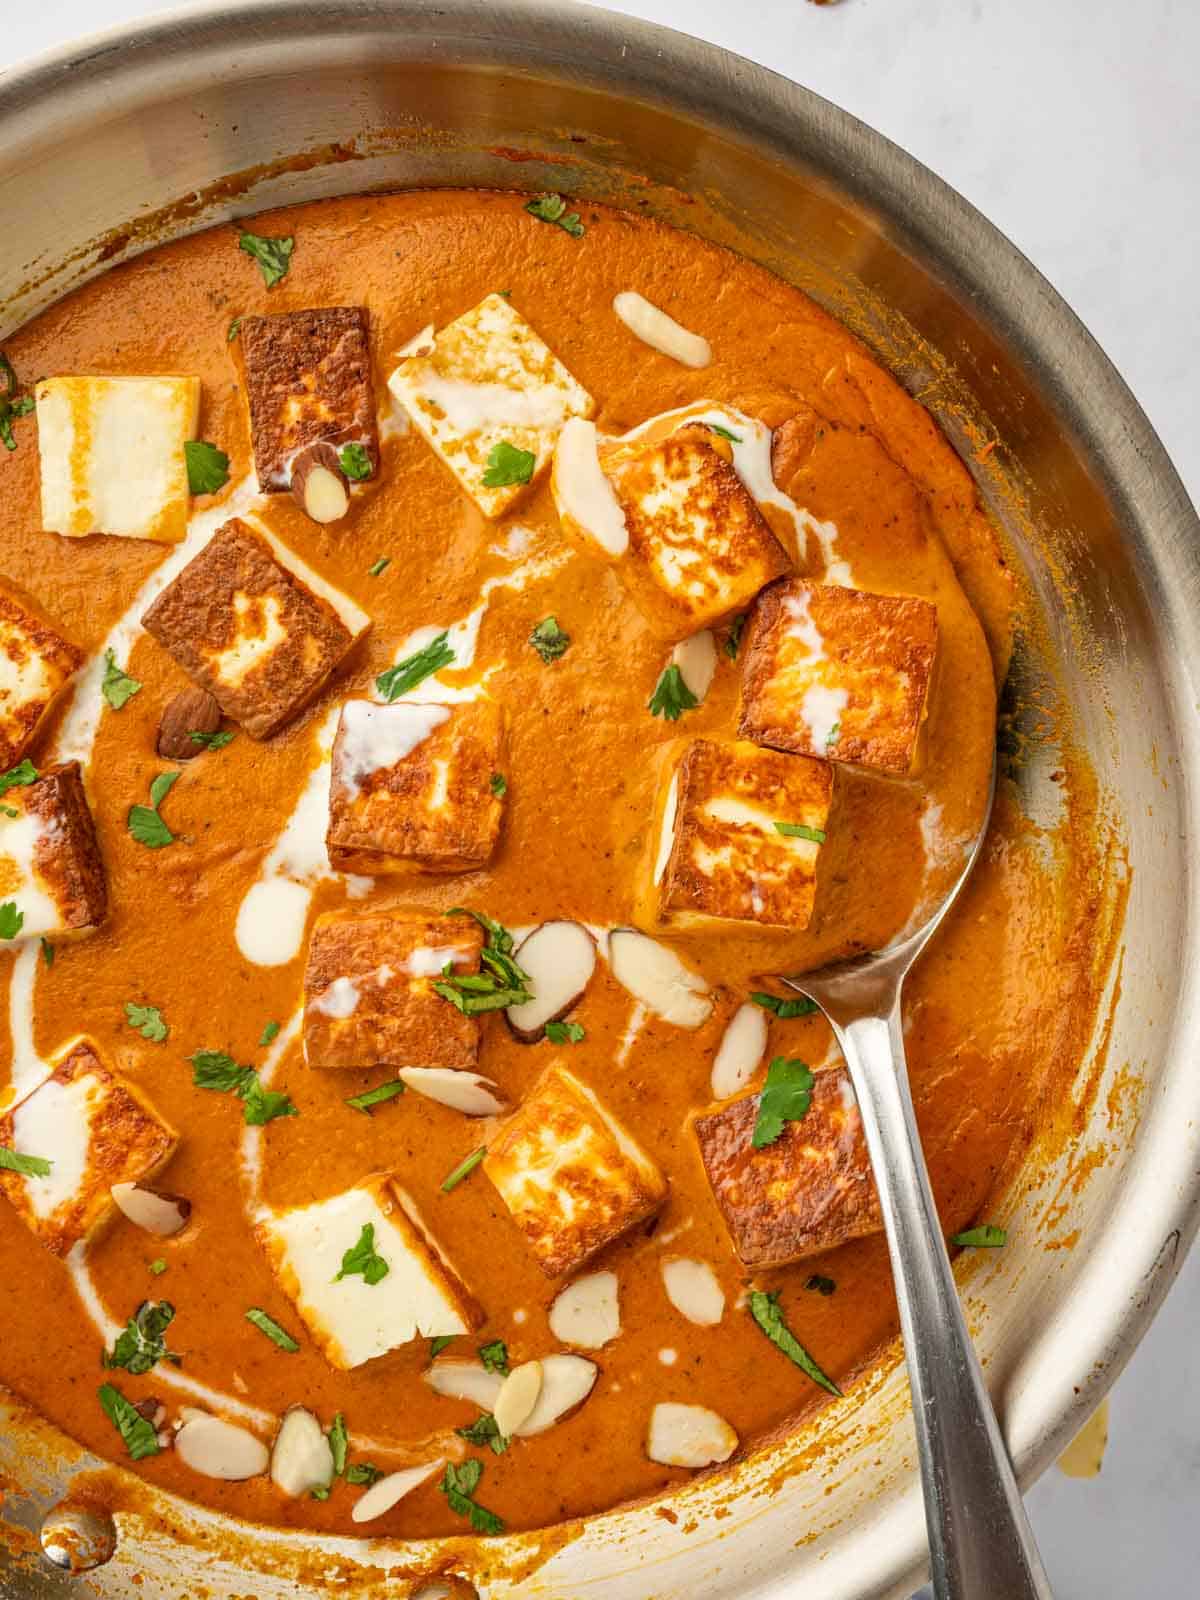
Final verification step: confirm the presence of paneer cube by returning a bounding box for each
[303,909,484,1071]
[693,1069,881,1269]
[326,698,505,876]
[257,1176,482,1369]
[240,308,379,492]
[35,375,200,543]
[0,584,83,769]
[0,1038,178,1256]
[141,518,370,739]
[387,294,593,519]
[484,1064,668,1277]
[739,579,939,775]
[641,739,832,934]
[0,761,106,939]
[600,423,791,640]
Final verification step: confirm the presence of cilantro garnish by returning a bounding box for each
[105,1300,180,1376]
[189,729,234,750]
[751,1056,815,1149]
[951,1224,1008,1249]
[227,317,242,343]
[748,1289,841,1396]
[774,821,826,844]
[489,772,507,798]
[124,1002,169,1043]
[707,423,742,444]
[0,759,37,795]
[648,663,698,722]
[0,1145,51,1177]
[245,1307,300,1351]
[0,354,35,451]
[238,229,294,287]
[441,1146,485,1193]
[544,1020,585,1044]
[0,902,23,940]
[725,614,746,659]
[440,1459,505,1534]
[185,440,230,496]
[749,991,817,1020]
[529,616,570,663]
[457,1413,508,1455]
[478,1339,509,1375]
[482,440,535,488]
[524,193,585,238]
[334,1222,389,1286]
[127,769,182,850]
[434,907,532,1015]
[339,442,373,481]
[97,1382,160,1460]
[189,1049,298,1125]
[368,556,390,577]
[344,1078,406,1115]
[376,630,456,701]
[430,1334,456,1358]
[39,937,53,968]
[101,649,141,711]
[259,1020,281,1048]
[148,1259,167,1276]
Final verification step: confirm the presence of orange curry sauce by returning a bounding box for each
[0,191,1104,1538]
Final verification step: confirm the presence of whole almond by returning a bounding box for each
[158,687,222,760]
[290,440,350,524]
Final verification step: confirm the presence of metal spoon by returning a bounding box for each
[781,765,1053,1600]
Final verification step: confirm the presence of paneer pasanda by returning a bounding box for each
[0,189,1101,1539]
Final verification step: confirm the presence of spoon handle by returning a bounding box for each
[834,1001,1054,1600]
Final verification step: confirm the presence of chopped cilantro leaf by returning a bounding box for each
[489,771,507,797]
[440,1460,505,1534]
[707,423,742,443]
[826,721,841,750]
[430,1334,456,1358]
[339,442,373,481]
[127,805,173,849]
[105,1300,179,1376]
[478,1339,509,1375]
[524,193,585,238]
[328,1412,349,1476]
[0,1146,52,1177]
[227,317,242,342]
[345,1462,384,1486]
[185,439,230,496]
[0,758,37,795]
[367,556,390,577]
[482,440,535,487]
[334,1222,389,1286]
[751,1056,815,1149]
[124,1002,169,1043]
[951,1224,1008,1249]
[457,1413,508,1454]
[149,770,181,809]
[529,615,570,663]
[344,1078,406,1115]
[148,1259,167,1277]
[238,229,294,287]
[544,1020,585,1044]
[98,1382,160,1460]
[259,1020,281,1048]
[245,1307,300,1351]
[749,990,817,1020]
[101,649,141,710]
[441,1146,485,1193]
[189,729,234,750]
[648,663,699,721]
[239,1076,299,1126]
[774,821,826,843]
[725,614,746,658]
[748,1289,841,1396]
[376,631,456,701]
[0,901,23,940]
[189,1049,297,1124]
[39,937,53,968]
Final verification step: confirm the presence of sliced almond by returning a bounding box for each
[670,630,716,704]
[710,1002,768,1099]
[493,1360,543,1438]
[351,1459,443,1525]
[612,292,712,369]
[110,1181,191,1237]
[608,928,712,1029]
[548,1271,621,1349]
[423,1360,504,1411]
[552,416,628,557]
[646,1402,738,1468]
[175,1415,269,1480]
[157,687,221,761]
[513,1353,597,1437]
[660,1258,725,1327]
[290,441,351,524]
[398,1067,506,1117]
[270,1406,334,1498]
[506,920,597,1041]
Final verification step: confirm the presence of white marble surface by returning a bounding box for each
[3,0,1199,1593]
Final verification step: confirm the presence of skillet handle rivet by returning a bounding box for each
[39,1502,116,1573]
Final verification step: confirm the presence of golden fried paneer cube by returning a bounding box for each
[601,423,791,640]
[0,761,107,939]
[303,909,484,1071]
[0,584,83,770]
[327,698,505,876]
[36,375,200,543]
[693,1070,881,1269]
[387,293,593,519]
[0,1038,178,1256]
[257,1175,482,1370]
[739,578,939,775]
[484,1063,668,1277]
[141,518,370,739]
[640,738,832,934]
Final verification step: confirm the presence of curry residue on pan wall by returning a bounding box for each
[0,190,1110,1538]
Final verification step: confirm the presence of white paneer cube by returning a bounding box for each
[388,294,593,519]
[0,761,107,939]
[0,1038,178,1256]
[257,1176,481,1370]
[0,585,83,770]
[36,375,201,543]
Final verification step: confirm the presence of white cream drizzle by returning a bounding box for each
[7,940,48,1099]
[612,292,712,370]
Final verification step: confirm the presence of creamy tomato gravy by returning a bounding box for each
[0,189,1102,1539]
